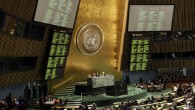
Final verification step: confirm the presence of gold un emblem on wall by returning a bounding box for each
[76,24,104,55]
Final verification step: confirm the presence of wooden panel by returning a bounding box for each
[167,61,172,68]
[161,42,166,52]
[0,0,49,88]
[165,42,170,52]
[191,60,195,67]
[13,0,23,17]
[186,40,193,51]
[0,0,16,14]
[150,42,158,52]
[171,60,175,68]
[183,60,189,68]
[177,40,183,51]
[0,35,6,55]
[150,61,158,69]
[20,0,37,21]
[193,41,195,50]
[0,0,37,21]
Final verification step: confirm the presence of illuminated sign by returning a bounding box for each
[129,37,150,71]
[45,31,71,80]
[45,68,64,80]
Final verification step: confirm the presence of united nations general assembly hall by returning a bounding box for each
[0,0,195,110]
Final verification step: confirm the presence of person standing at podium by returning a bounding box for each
[125,74,130,84]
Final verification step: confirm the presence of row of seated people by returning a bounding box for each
[38,96,66,109]
[172,83,195,97]
[158,74,195,83]
[114,94,189,110]
[133,93,195,110]
[113,82,195,110]
[135,81,165,92]
[136,75,195,92]
[0,93,27,110]
[50,102,97,110]
[134,76,167,92]
[50,81,194,110]
[147,83,164,92]
[136,74,188,91]
[43,97,98,110]
[79,102,97,110]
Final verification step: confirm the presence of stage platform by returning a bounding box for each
[51,83,172,110]
[62,84,147,106]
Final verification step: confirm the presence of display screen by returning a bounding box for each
[34,0,80,28]
[44,68,64,80]
[128,5,174,31]
[52,32,70,45]
[49,45,69,56]
[47,57,66,68]
[45,31,71,80]
[129,37,150,71]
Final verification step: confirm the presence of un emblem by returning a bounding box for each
[76,24,104,55]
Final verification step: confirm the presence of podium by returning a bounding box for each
[75,75,128,96]
[75,75,114,95]
[106,81,128,96]
[87,75,114,88]
[75,84,105,95]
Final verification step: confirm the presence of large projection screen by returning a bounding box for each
[128,5,174,32]
[34,0,79,29]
